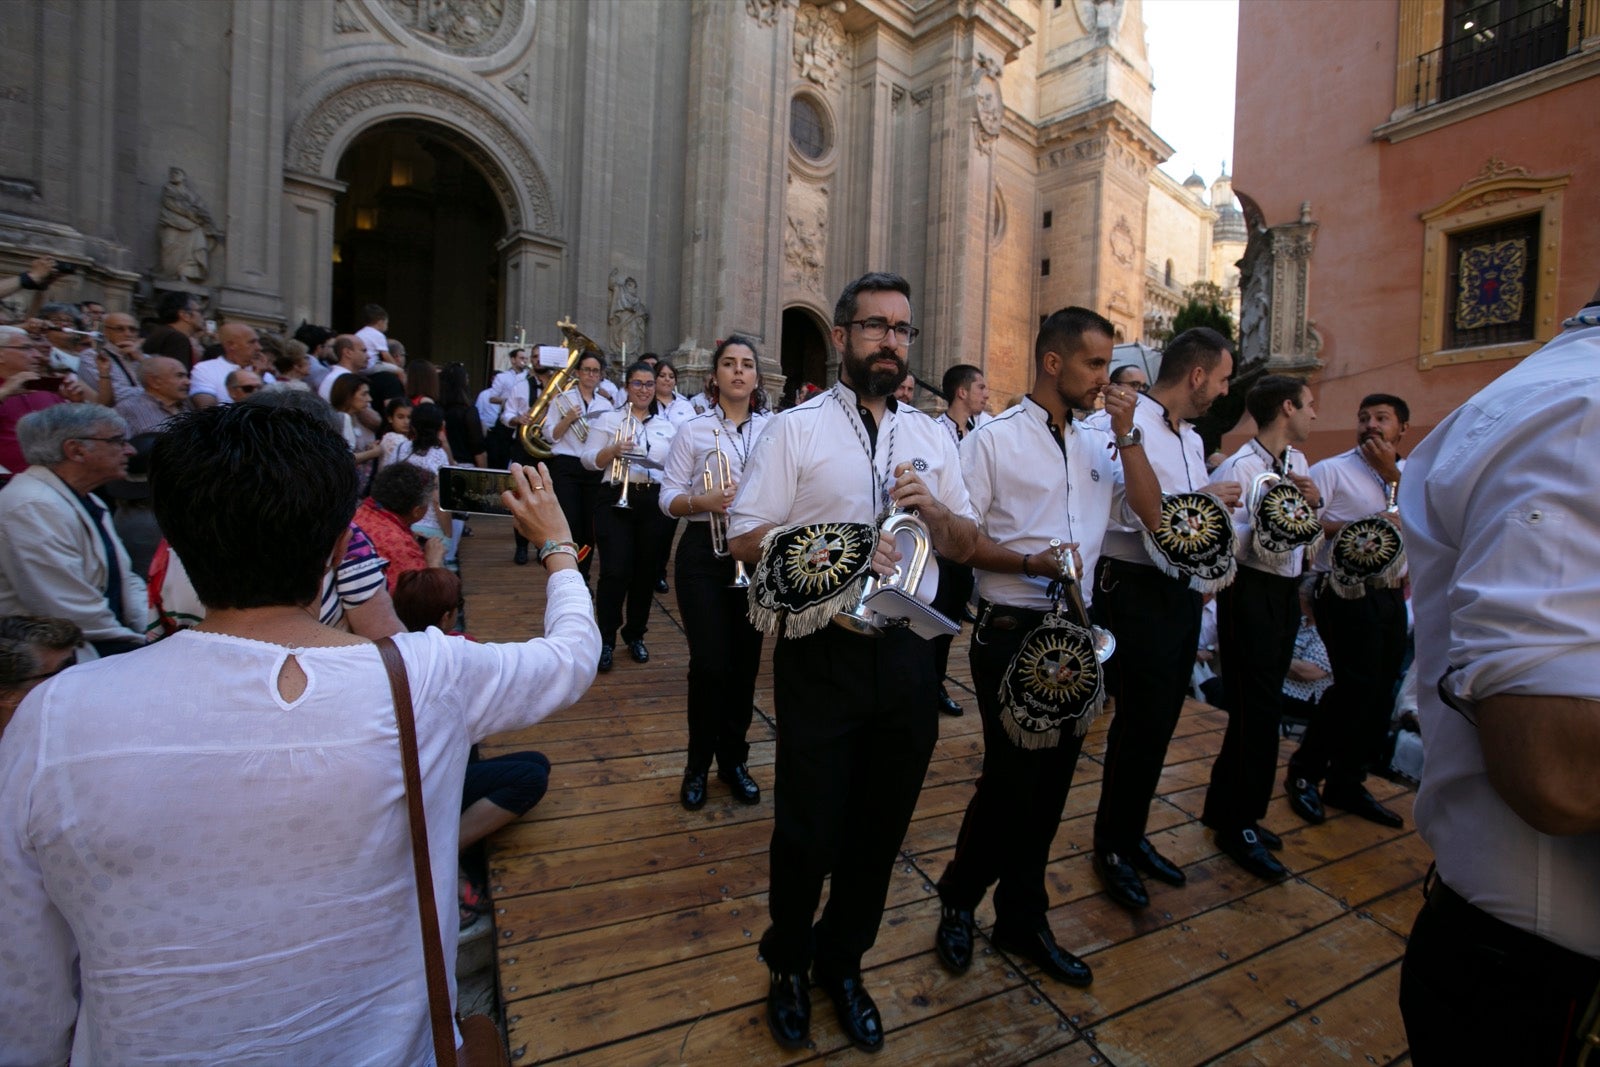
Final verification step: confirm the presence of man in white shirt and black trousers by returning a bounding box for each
[928,362,992,716]
[485,347,532,471]
[1200,375,1324,880]
[1398,290,1600,1065]
[931,307,1160,989]
[1087,327,1240,910]
[729,272,978,1055]
[1283,393,1411,830]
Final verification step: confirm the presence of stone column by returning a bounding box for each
[500,233,568,345]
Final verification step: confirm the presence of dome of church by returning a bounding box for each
[1182,170,1207,191]
[1214,200,1247,243]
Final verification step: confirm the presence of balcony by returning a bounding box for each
[1411,0,1584,110]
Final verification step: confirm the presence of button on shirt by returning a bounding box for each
[1401,318,1600,960]
[582,408,677,485]
[730,383,975,536]
[1215,438,1314,578]
[1086,393,1205,566]
[659,407,773,521]
[962,397,1116,610]
[1308,448,1404,574]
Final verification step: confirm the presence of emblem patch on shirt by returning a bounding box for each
[911,457,929,472]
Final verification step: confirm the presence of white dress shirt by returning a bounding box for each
[190,356,246,403]
[658,393,698,427]
[474,387,498,434]
[1214,438,1314,578]
[659,406,773,520]
[730,382,975,535]
[936,409,992,447]
[1086,392,1204,566]
[542,387,611,459]
[581,407,677,485]
[489,368,533,428]
[961,397,1116,610]
[0,571,600,1064]
[1308,448,1403,574]
[1401,317,1600,959]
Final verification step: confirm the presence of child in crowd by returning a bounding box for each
[378,398,413,470]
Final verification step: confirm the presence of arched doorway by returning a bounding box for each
[332,122,507,377]
[780,306,831,407]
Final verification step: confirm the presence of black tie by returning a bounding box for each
[77,493,124,624]
[527,373,538,406]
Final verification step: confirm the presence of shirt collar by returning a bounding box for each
[1019,394,1075,436]
[833,379,898,415]
[1140,391,1188,434]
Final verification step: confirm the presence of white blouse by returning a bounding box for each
[0,571,599,1065]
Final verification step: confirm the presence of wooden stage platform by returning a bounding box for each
[462,518,1424,1066]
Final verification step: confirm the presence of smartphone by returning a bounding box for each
[25,375,65,392]
[54,262,77,275]
[438,465,518,517]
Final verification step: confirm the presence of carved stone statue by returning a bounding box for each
[607,268,649,357]
[157,167,221,284]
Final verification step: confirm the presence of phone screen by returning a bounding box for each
[438,466,517,517]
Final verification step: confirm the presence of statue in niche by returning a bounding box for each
[157,167,222,284]
[608,269,650,357]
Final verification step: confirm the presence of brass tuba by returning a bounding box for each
[516,318,606,461]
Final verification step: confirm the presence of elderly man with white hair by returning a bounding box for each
[0,404,148,657]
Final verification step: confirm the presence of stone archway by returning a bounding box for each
[281,67,564,342]
[780,305,832,407]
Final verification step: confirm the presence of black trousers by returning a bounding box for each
[1202,565,1301,831]
[929,557,974,686]
[523,454,600,580]
[675,523,763,773]
[593,482,667,646]
[654,514,680,584]
[1091,558,1202,853]
[1289,582,1406,792]
[760,625,938,979]
[1401,878,1600,1066]
[936,607,1087,933]
[485,422,513,471]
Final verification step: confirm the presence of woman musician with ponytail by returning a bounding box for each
[659,336,773,810]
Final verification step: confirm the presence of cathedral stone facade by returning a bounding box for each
[0,0,1232,404]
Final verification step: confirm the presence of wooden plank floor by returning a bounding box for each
[459,516,1423,1066]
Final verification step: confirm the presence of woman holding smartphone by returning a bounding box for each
[658,337,772,809]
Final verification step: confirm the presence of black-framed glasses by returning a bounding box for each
[72,434,128,447]
[627,378,654,389]
[847,318,920,345]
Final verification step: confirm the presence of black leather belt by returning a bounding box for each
[1426,874,1600,985]
[976,599,1049,631]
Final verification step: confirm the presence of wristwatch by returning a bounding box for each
[1114,426,1143,449]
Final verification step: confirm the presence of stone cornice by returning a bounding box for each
[1036,100,1173,170]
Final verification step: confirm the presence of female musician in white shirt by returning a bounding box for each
[528,349,611,572]
[658,337,773,809]
[582,361,678,671]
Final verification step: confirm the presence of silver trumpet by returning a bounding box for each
[1246,470,1283,513]
[833,507,959,638]
[1052,538,1116,662]
[610,412,641,510]
[703,428,749,588]
[553,387,590,443]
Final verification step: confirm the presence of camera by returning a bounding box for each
[54,262,77,275]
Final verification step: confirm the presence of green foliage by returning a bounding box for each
[1170,281,1235,342]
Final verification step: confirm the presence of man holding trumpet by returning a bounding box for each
[930,307,1161,989]
[729,272,978,1054]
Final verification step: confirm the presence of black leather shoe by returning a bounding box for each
[933,904,974,974]
[628,639,649,664]
[1251,824,1284,851]
[814,972,883,1053]
[1131,838,1186,886]
[718,764,760,805]
[1093,849,1149,909]
[680,770,708,811]
[1215,827,1289,881]
[937,685,964,717]
[765,970,811,1050]
[513,545,529,565]
[1285,776,1326,825]
[598,645,613,672]
[991,925,1093,987]
[655,577,669,594]
[1322,785,1404,828]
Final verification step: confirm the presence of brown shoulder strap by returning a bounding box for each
[377,636,457,1067]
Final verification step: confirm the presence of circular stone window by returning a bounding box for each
[789,95,829,161]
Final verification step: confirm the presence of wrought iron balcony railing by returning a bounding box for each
[1412,0,1582,110]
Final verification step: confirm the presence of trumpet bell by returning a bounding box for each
[1090,625,1116,663]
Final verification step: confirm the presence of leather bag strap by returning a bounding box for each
[377,636,458,1067]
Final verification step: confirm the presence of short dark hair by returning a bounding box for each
[370,461,435,515]
[408,402,445,457]
[1360,392,1410,424]
[157,290,198,324]
[1156,327,1232,386]
[1110,365,1144,385]
[576,350,604,373]
[832,272,912,328]
[150,404,357,610]
[362,303,388,326]
[393,568,462,633]
[1245,375,1308,428]
[293,321,335,350]
[1034,306,1115,368]
[941,364,983,404]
